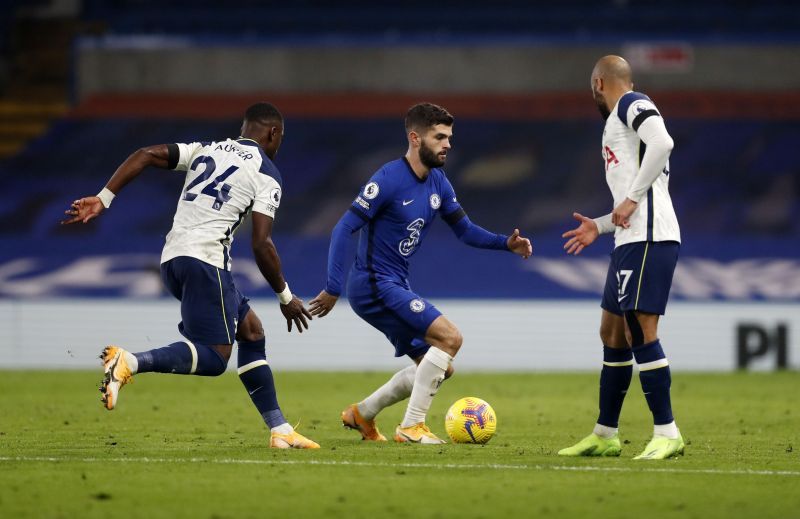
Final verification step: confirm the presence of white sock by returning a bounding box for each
[593,423,619,439]
[358,365,416,420]
[271,422,293,435]
[653,421,679,439]
[124,351,138,374]
[401,347,452,428]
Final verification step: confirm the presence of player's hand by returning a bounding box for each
[280,296,312,333]
[611,198,637,229]
[507,228,532,259]
[61,196,104,225]
[562,212,599,255]
[309,290,339,318]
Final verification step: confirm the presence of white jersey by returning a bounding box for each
[602,91,680,248]
[160,138,282,270]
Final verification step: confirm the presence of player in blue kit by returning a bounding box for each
[62,103,319,449]
[309,103,532,444]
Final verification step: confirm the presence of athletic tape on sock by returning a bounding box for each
[424,347,453,371]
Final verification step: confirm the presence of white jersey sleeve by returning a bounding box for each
[621,97,660,132]
[173,142,206,171]
[252,175,282,218]
[626,116,674,202]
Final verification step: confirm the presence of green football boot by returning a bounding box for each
[633,434,685,460]
[557,433,622,457]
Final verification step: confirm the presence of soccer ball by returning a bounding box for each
[444,397,497,444]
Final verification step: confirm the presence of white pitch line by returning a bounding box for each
[1,456,798,477]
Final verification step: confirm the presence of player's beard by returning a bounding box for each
[593,91,610,120]
[419,141,446,169]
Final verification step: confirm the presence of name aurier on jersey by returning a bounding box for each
[215,142,254,161]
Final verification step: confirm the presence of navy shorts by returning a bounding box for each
[601,241,680,316]
[347,270,441,359]
[161,256,250,345]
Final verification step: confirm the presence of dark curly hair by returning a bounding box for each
[404,102,453,131]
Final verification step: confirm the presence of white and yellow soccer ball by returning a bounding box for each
[444,397,497,444]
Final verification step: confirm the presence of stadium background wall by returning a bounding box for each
[1,299,797,372]
[75,40,800,98]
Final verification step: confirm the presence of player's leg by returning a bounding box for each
[619,241,683,459]
[627,310,683,459]
[598,310,633,438]
[559,254,631,457]
[345,351,457,441]
[558,310,629,456]
[340,282,417,440]
[343,364,414,441]
[339,290,404,440]
[100,343,230,411]
[100,258,234,410]
[235,307,319,449]
[395,315,460,444]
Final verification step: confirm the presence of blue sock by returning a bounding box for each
[134,341,227,376]
[597,346,633,428]
[237,339,286,429]
[632,339,674,425]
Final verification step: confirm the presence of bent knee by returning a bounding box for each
[442,328,463,355]
[235,310,265,343]
[199,345,229,377]
[444,364,455,379]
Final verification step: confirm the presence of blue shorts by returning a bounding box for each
[347,270,441,359]
[161,256,250,345]
[601,241,679,316]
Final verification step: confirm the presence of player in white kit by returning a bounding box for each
[62,103,319,449]
[558,56,684,459]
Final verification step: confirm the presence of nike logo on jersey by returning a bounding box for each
[617,294,628,303]
[402,199,414,206]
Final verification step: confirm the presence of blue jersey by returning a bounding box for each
[324,157,509,297]
[349,157,461,284]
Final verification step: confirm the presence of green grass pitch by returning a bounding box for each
[1,370,798,518]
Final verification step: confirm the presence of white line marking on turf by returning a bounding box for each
[1,456,798,477]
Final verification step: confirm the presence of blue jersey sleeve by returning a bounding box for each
[449,215,510,251]
[324,209,368,296]
[325,168,395,296]
[438,173,509,251]
[439,174,463,220]
[349,168,395,221]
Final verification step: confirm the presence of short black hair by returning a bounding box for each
[405,102,453,131]
[244,102,283,124]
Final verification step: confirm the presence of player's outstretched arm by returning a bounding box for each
[562,212,600,255]
[61,144,172,225]
[309,209,367,318]
[444,211,532,258]
[251,211,312,333]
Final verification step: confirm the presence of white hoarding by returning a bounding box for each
[1,299,797,371]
